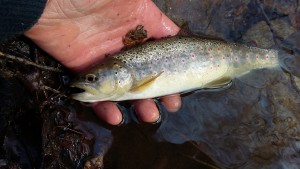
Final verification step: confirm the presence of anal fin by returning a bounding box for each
[203,76,232,89]
[181,77,232,97]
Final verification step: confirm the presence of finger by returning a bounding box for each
[144,1,180,38]
[133,99,160,123]
[160,94,181,112]
[92,102,123,125]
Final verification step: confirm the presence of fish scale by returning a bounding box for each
[116,37,278,84]
[71,36,292,102]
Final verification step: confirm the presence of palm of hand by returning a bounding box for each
[25,0,181,125]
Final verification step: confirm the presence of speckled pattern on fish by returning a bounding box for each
[71,36,291,102]
[115,37,278,86]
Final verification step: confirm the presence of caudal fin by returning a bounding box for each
[278,49,300,78]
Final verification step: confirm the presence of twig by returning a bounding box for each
[0,51,63,73]
[43,85,62,94]
[256,0,284,46]
[182,154,220,169]
[56,126,83,135]
[288,73,300,94]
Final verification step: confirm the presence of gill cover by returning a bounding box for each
[91,59,134,100]
[110,59,134,97]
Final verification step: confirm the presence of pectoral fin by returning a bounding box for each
[204,76,232,89]
[130,72,163,92]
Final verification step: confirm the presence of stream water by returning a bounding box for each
[150,1,300,168]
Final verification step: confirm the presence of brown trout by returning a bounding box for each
[71,36,296,102]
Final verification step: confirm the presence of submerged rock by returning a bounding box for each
[242,18,296,48]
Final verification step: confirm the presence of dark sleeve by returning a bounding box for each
[0,0,47,42]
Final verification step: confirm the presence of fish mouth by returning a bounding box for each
[70,90,109,102]
[68,83,92,101]
[69,82,87,94]
[69,83,116,102]
[69,86,86,94]
[68,86,89,101]
[69,87,98,102]
[68,83,105,102]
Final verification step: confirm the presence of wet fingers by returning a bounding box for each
[160,94,182,112]
[93,102,123,125]
[133,99,160,123]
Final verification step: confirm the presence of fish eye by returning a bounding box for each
[85,74,98,83]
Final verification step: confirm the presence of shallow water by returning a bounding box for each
[150,0,300,168]
[156,71,300,168]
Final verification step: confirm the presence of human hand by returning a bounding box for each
[25,0,181,125]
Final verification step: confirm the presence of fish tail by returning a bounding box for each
[278,49,297,75]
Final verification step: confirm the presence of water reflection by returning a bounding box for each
[150,1,300,168]
[155,70,300,168]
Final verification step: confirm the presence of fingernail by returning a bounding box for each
[134,99,160,123]
[115,103,127,126]
[162,99,181,112]
[151,100,162,124]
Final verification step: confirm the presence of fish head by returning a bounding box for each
[70,59,134,102]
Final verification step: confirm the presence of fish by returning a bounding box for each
[70,36,296,102]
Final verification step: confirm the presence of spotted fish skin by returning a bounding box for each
[71,36,286,102]
[116,37,278,82]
